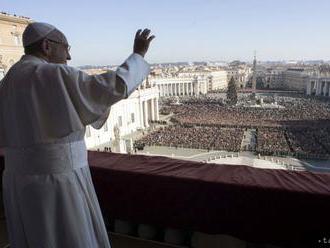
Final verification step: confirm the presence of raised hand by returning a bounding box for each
[133,28,155,58]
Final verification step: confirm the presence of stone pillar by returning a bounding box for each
[150,99,155,121]
[155,98,159,120]
[320,82,323,96]
[323,82,327,96]
[316,81,322,95]
[139,99,144,128]
[197,81,200,95]
[143,101,149,128]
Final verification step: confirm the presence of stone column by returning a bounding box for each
[139,99,144,128]
[150,99,155,121]
[316,81,322,95]
[196,81,200,95]
[155,98,159,120]
[143,101,149,128]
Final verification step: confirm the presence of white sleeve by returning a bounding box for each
[92,53,150,129]
[90,53,150,129]
[116,53,151,97]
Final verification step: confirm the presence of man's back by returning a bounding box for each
[0,55,75,148]
[0,22,154,248]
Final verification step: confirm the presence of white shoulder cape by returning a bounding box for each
[0,53,150,147]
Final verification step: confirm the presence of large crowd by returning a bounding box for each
[256,129,291,155]
[162,96,330,128]
[137,126,243,151]
[256,128,330,159]
[137,94,330,159]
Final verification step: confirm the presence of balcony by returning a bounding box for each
[0,151,329,248]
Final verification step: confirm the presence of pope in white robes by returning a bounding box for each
[0,22,155,248]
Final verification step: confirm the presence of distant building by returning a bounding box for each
[207,70,228,91]
[150,74,208,97]
[261,68,309,92]
[84,79,159,151]
[281,68,309,91]
[0,12,32,79]
[226,66,251,89]
[306,66,330,97]
[149,68,228,97]
[264,68,285,89]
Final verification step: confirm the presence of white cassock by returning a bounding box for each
[0,53,150,248]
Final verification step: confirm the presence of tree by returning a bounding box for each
[227,76,238,105]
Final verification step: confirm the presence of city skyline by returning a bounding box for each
[2,0,330,66]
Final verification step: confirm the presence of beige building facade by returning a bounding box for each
[0,13,31,79]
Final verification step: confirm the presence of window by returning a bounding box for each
[131,113,135,123]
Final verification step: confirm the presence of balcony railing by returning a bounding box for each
[0,151,330,248]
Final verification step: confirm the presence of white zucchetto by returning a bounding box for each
[23,22,56,47]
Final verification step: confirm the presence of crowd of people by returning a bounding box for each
[256,129,291,155]
[137,94,330,159]
[161,96,330,128]
[137,126,243,151]
[256,128,330,159]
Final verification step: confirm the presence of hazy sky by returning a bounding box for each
[2,0,330,66]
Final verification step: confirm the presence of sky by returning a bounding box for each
[2,0,330,66]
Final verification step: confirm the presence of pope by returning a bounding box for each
[0,22,155,248]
